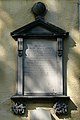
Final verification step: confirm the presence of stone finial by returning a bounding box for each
[31,2,47,19]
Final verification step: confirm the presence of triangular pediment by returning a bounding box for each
[11,19,68,40]
[27,26,52,34]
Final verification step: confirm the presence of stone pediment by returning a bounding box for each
[11,19,68,40]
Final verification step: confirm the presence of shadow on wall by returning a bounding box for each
[0,1,17,110]
[63,35,76,95]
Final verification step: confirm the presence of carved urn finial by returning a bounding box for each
[32,2,47,19]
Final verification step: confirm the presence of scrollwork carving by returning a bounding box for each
[57,38,63,57]
[18,50,23,57]
[18,38,23,57]
[12,102,26,115]
[53,101,68,115]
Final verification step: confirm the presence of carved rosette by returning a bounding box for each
[53,101,68,115]
[12,102,26,115]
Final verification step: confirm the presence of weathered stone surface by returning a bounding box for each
[23,39,63,95]
[30,109,52,120]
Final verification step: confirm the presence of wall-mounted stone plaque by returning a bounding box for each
[11,2,69,116]
[23,39,63,95]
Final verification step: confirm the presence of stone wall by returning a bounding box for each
[0,0,79,120]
